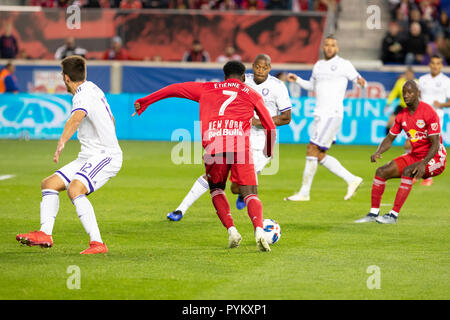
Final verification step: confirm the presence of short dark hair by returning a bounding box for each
[430,54,443,61]
[223,60,246,78]
[325,34,337,40]
[61,55,86,82]
[253,53,271,65]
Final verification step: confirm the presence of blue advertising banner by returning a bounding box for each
[121,65,430,101]
[2,93,449,146]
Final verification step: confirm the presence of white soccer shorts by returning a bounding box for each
[309,115,343,151]
[54,153,122,194]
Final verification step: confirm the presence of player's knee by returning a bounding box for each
[306,144,316,155]
[208,181,226,192]
[67,180,88,201]
[239,185,257,199]
[41,175,64,191]
[230,183,240,194]
[41,177,51,190]
[402,166,414,178]
[375,166,388,179]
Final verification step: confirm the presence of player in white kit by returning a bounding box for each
[16,56,122,254]
[417,55,450,186]
[284,35,365,202]
[167,54,292,222]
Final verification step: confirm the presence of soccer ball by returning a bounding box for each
[262,219,281,245]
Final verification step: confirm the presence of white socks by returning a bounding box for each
[40,189,60,235]
[299,156,318,196]
[176,175,209,214]
[320,155,357,184]
[73,195,103,243]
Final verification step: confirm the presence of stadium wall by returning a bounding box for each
[0,8,326,64]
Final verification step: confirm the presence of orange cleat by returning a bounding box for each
[80,241,108,255]
[420,178,433,186]
[16,231,53,248]
[412,178,417,184]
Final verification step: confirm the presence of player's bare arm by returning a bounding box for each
[356,76,366,88]
[409,134,441,178]
[371,133,396,163]
[286,73,298,82]
[433,101,450,108]
[53,110,86,163]
[287,73,314,91]
[252,109,291,127]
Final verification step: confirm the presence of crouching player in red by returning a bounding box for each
[133,61,276,251]
[355,80,446,224]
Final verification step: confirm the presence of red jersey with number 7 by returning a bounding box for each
[135,79,276,156]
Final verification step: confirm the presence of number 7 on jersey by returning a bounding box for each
[219,90,238,116]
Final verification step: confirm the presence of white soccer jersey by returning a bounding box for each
[418,73,450,106]
[305,55,361,116]
[71,81,122,158]
[245,73,292,150]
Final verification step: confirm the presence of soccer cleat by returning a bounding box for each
[16,230,53,248]
[344,177,363,200]
[167,210,183,221]
[255,228,271,252]
[354,213,378,223]
[228,229,242,249]
[236,195,246,210]
[283,192,310,201]
[80,241,108,254]
[376,213,398,224]
[420,177,433,186]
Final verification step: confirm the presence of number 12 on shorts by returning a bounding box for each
[219,90,237,116]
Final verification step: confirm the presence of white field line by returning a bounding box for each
[0,175,16,181]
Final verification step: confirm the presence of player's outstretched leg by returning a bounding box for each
[16,174,65,248]
[210,188,241,248]
[319,155,363,200]
[241,186,270,252]
[68,180,108,254]
[284,156,317,201]
[167,175,209,221]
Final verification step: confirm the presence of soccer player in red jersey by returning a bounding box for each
[133,61,277,251]
[355,80,447,224]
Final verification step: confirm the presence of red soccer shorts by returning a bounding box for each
[394,153,446,179]
[204,152,258,186]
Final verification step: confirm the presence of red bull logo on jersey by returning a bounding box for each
[416,119,425,128]
[207,120,244,139]
[407,129,428,142]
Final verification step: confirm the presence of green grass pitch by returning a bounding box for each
[0,140,448,300]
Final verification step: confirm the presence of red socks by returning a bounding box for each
[211,189,234,229]
[211,190,264,231]
[392,176,413,213]
[244,194,264,229]
[371,175,413,215]
[371,176,386,210]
